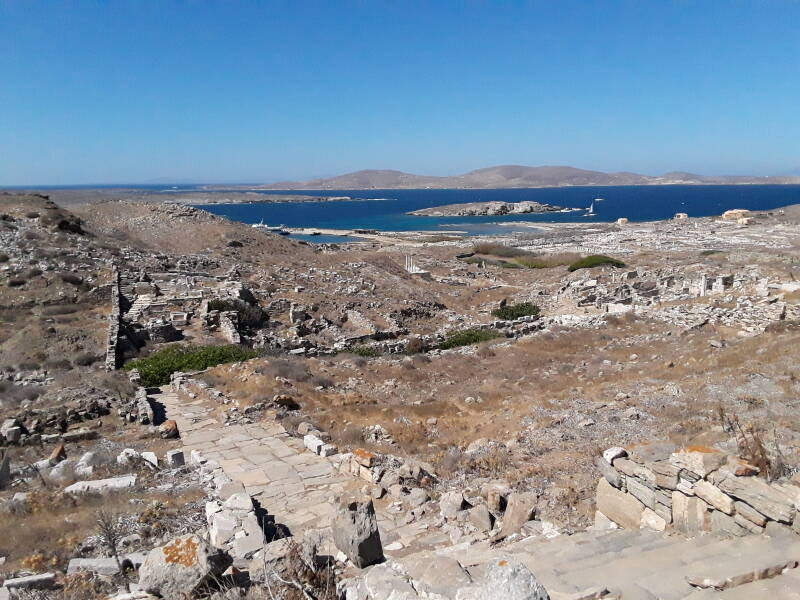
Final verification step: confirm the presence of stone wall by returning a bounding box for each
[595,442,800,538]
[104,269,122,371]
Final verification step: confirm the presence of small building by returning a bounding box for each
[616,217,629,225]
[674,212,688,220]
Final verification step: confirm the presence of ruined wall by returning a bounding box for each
[104,268,122,371]
[595,443,800,537]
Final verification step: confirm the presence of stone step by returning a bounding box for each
[684,567,800,599]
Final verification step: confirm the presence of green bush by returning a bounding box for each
[347,345,381,358]
[492,302,540,320]
[124,344,260,387]
[207,298,266,329]
[438,328,500,350]
[567,255,626,272]
[472,243,535,258]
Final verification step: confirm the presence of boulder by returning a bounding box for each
[456,558,549,600]
[138,534,232,598]
[440,491,470,518]
[469,504,495,532]
[331,496,384,568]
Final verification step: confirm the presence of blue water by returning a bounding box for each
[197,185,800,235]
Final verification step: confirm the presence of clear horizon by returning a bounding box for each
[2,1,799,186]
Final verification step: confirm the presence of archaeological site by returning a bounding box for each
[2,193,800,600]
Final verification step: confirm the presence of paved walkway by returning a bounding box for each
[154,384,528,560]
[154,388,354,535]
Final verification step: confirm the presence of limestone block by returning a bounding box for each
[595,478,645,529]
[694,480,734,515]
[594,456,623,489]
[602,446,627,464]
[672,491,710,536]
[669,447,727,478]
[626,477,656,509]
[710,510,747,537]
[64,474,136,495]
[641,508,667,531]
[711,468,795,523]
[165,449,185,468]
[303,434,324,454]
[492,491,538,541]
[733,500,767,527]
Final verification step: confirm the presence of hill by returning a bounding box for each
[262,164,800,190]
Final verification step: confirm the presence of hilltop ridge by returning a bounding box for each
[261,164,800,190]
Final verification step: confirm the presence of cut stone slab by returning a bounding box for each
[672,491,710,536]
[595,478,645,529]
[694,480,734,515]
[2,573,57,590]
[594,456,623,489]
[686,553,799,590]
[64,474,137,495]
[670,447,727,478]
[402,553,473,596]
[711,469,796,523]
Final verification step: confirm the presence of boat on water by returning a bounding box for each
[252,220,290,234]
[584,200,597,217]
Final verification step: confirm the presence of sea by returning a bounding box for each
[196,185,800,241]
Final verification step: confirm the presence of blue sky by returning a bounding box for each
[1,1,799,185]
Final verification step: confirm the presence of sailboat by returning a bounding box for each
[584,200,596,217]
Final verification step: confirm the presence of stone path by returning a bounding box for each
[407,527,800,599]
[154,386,445,552]
[154,388,353,535]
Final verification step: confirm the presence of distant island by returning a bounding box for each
[408,200,566,217]
[240,165,800,190]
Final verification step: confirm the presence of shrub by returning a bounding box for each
[567,255,626,272]
[124,344,260,387]
[74,352,98,367]
[472,242,535,258]
[514,253,579,269]
[492,302,540,320]
[438,328,500,350]
[59,272,84,285]
[7,278,26,287]
[0,253,9,263]
[207,298,266,329]
[25,212,40,219]
[405,337,425,354]
[348,345,381,358]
